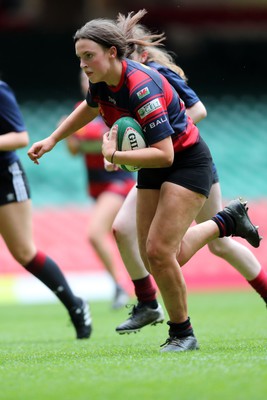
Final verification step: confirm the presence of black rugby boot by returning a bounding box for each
[224,198,262,248]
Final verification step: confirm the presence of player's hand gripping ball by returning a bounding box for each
[112,116,147,172]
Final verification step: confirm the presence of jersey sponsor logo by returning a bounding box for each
[149,116,168,129]
[137,87,150,100]
[138,98,161,119]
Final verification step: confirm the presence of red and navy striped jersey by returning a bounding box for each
[86,59,199,152]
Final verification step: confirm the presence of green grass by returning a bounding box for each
[0,291,267,400]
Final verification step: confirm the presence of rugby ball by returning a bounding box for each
[113,116,147,172]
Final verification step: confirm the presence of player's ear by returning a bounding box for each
[141,51,149,64]
[109,46,117,59]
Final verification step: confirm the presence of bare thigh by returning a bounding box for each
[137,183,206,269]
[195,182,222,223]
[0,200,36,264]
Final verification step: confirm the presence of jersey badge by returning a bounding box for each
[137,87,150,100]
[138,98,161,119]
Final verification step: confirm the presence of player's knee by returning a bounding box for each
[146,240,170,271]
[87,231,102,249]
[112,218,126,241]
[112,220,132,249]
[208,239,229,258]
[112,224,121,243]
[13,247,35,266]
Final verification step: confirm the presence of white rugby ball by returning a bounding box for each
[113,116,147,172]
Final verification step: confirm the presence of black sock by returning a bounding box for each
[212,210,236,237]
[24,251,81,310]
[167,317,194,338]
[137,299,158,309]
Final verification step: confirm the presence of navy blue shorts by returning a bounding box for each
[137,137,213,198]
[0,160,31,206]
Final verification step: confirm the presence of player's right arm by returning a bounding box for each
[28,100,98,164]
[186,101,207,124]
[155,65,207,123]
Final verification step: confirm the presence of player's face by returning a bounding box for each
[76,39,116,84]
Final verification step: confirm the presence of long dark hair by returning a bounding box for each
[74,18,128,60]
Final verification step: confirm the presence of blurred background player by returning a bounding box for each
[0,78,92,339]
[65,70,134,309]
[112,10,267,333]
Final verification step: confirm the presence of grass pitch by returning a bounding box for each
[0,291,267,400]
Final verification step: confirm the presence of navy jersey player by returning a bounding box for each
[0,80,92,339]
[112,10,267,335]
[28,16,261,352]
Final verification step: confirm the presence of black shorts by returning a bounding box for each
[0,160,31,206]
[137,137,213,198]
